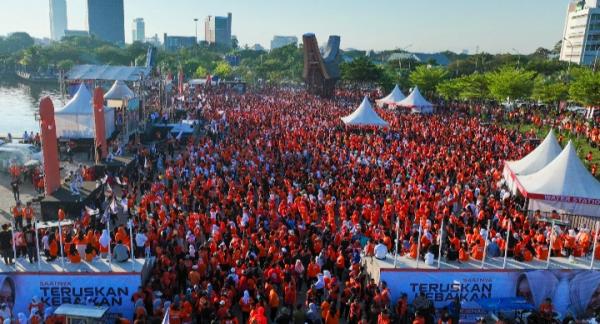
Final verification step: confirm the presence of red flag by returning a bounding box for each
[178,70,184,96]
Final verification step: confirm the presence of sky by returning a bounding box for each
[0,0,570,54]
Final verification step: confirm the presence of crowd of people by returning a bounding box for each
[5,84,600,324]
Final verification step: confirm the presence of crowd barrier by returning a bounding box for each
[379,268,600,323]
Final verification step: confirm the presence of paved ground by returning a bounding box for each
[0,151,95,224]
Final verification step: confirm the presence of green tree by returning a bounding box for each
[0,32,34,55]
[459,72,489,101]
[436,79,462,101]
[531,76,569,106]
[569,69,600,106]
[57,59,75,72]
[409,65,449,97]
[194,66,208,78]
[486,67,535,101]
[340,56,383,83]
[214,61,233,79]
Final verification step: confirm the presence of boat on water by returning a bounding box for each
[15,69,58,83]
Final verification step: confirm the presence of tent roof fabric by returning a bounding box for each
[506,129,562,176]
[396,86,433,109]
[516,141,600,202]
[104,80,136,100]
[66,65,151,81]
[376,85,405,106]
[55,84,92,115]
[341,96,389,127]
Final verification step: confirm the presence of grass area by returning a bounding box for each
[502,122,600,180]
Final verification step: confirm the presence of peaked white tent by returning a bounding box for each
[341,96,389,127]
[396,86,434,113]
[514,141,600,217]
[104,80,135,101]
[503,129,562,193]
[55,84,115,139]
[376,84,405,107]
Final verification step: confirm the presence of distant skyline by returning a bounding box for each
[0,0,570,53]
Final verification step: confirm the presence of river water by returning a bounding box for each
[0,77,65,137]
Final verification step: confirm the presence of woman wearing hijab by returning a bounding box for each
[515,271,558,309]
[99,229,111,258]
[239,290,253,324]
[569,271,600,318]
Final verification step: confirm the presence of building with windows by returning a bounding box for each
[64,30,89,37]
[560,0,600,66]
[132,18,145,43]
[163,33,196,52]
[49,0,68,41]
[87,0,125,44]
[204,13,232,48]
[270,36,298,50]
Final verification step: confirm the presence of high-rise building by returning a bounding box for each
[163,33,196,52]
[204,13,232,48]
[270,36,298,50]
[87,0,125,44]
[132,18,145,43]
[560,0,600,65]
[49,0,68,41]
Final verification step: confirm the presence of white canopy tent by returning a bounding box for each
[104,80,135,103]
[514,141,600,217]
[396,86,434,113]
[503,129,562,193]
[55,84,115,139]
[376,84,405,107]
[341,96,389,127]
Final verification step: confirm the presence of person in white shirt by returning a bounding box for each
[135,230,148,258]
[374,240,388,260]
[425,251,435,266]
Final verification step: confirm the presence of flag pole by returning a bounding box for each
[58,219,65,271]
[10,221,16,266]
[35,220,41,270]
[546,220,555,269]
[591,221,599,270]
[415,224,422,269]
[437,218,444,269]
[502,222,510,269]
[393,218,399,268]
[128,219,135,271]
[107,217,112,272]
[481,220,491,269]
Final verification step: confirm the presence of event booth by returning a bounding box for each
[104,80,139,139]
[376,84,405,107]
[341,96,389,127]
[513,141,600,217]
[55,84,115,139]
[503,129,562,193]
[396,86,434,113]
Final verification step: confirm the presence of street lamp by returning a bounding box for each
[563,37,574,71]
[511,48,521,67]
[194,18,199,43]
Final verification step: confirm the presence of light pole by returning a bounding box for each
[563,37,574,71]
[194,18,199,44]
[511,48,521,67]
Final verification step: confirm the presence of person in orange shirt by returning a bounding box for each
[84,243,97,262]
[68,244,81,264]
[23,202,34,228]
[324,304,340,324]
[459,243,469,262]
[268,287,280,322]
[12,202,23,231]
[239,290,254,324]
[539,297,554,321]
[470,239,484,261]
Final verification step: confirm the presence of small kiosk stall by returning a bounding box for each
[54,304,110,324]
[104,80,139,140]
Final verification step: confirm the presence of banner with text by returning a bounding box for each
[379,269,600,322]
[0,273,140,318]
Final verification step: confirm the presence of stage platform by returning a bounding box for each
[0,257,146,273]
[99,155,136,174]
[40,181,103,221]
[365,253,596,283]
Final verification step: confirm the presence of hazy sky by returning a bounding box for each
[0,0,569,53]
